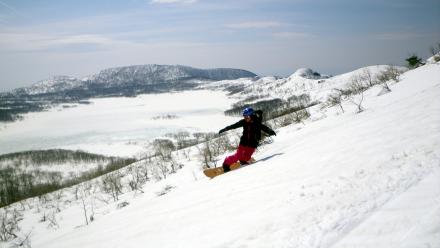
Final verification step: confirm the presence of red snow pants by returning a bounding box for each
[223,145,256,166]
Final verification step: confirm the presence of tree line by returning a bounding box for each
[0,149,135,207]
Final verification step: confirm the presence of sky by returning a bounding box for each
[0,0,439,92]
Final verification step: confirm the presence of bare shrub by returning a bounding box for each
[116,201,129,209]
[46,211,59,229]
[362,68,376,87]
[174,131,190,149]
[101,172,123,202]
[156,185,175,197]
[277,109,310,127]
[293,109,310,123]
[198,140,215,169]
[429,42,440,61]
[155,160,170,179]
[77,182,95,225]
[216,134,236,152]
[377,65,401,84]
[0,208,22,241]
[152,139,175,159]
[326,90,345,113]
[127,165,146,194]
[139,161,150,182]
[347,80,366,113]
[10,230,32,248]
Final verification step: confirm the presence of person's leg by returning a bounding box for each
[223,145,246,171]
[239,146,256,165]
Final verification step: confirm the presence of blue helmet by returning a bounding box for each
[242,107,254,116]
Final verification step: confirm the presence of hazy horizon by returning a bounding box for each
[1,0,439,92]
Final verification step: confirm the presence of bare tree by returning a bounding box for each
[293,109,310,123]
[429,42,440,56]
[11,230,32,248]
[139,161,150,182]
[347,80,366,113]
[0,208,21,241]
[180,147,192,161]
[377,65,401,83]
[429,43,440,62]
[362,68,376,87]
[193,132,209,144]
[127,165,145,194]
[197,140,215,169]
[77,182,93,225]
[174,131,190,149]
[46,211,59,229]
[101,172,123,202]
[375,66,402,95]
[155,160,170,179]
[152,139,177,173]
[216,134,235,153]
[326,90,345,113]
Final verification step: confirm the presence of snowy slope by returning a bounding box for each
[3,63,440,248]
[12,76,84,95]
[203,65,406,105]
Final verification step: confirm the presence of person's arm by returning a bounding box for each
[260,123,276,136]
[219,120,244,134]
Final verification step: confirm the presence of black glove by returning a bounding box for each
[219,128,226,134]
[269,130,276,136]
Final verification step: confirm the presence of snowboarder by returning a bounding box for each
[218,107,276,173]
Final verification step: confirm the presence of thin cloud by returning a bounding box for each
[373,32,422,41]
[51,34,114,46]
[0,0,22,16]
[225,21,283,29]
[0,32,119,53]
[150,0,197,4]
[272,31,312,39]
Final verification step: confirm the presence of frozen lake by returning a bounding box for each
[0,90,237,157]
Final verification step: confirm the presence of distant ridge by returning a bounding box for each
[0,64,256,122]
[12,64,257,96]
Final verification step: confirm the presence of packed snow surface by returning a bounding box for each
[3,63,440,248]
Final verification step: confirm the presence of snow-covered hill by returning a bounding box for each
[203,65,407,105]
[0,64,257,122]
[13,76,84,95]
[11,64,257,96]
[1,61,439,248]
[89,64,257,86]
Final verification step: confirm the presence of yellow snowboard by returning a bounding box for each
[203,158,256,179]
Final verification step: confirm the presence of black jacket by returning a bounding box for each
[219,115,276,148]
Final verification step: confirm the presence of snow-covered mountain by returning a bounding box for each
[89,64,257,86]
[0,64,257,122]
[203,65,407,105]
[289,67,330,79]
[13,76,84,95]
[12,64,257,96]
[1,58,439,248]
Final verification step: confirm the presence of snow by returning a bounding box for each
[333,169,440,248]
[0,90,236,157]
[10,76,83,95]
[290,68,328,79]
[2,63,440,248]
[207,65,403,106]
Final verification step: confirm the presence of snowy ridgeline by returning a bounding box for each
[10,64,257,96]
[203,64,408,105]
[1,60,440,248]
[0,64,257,122]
